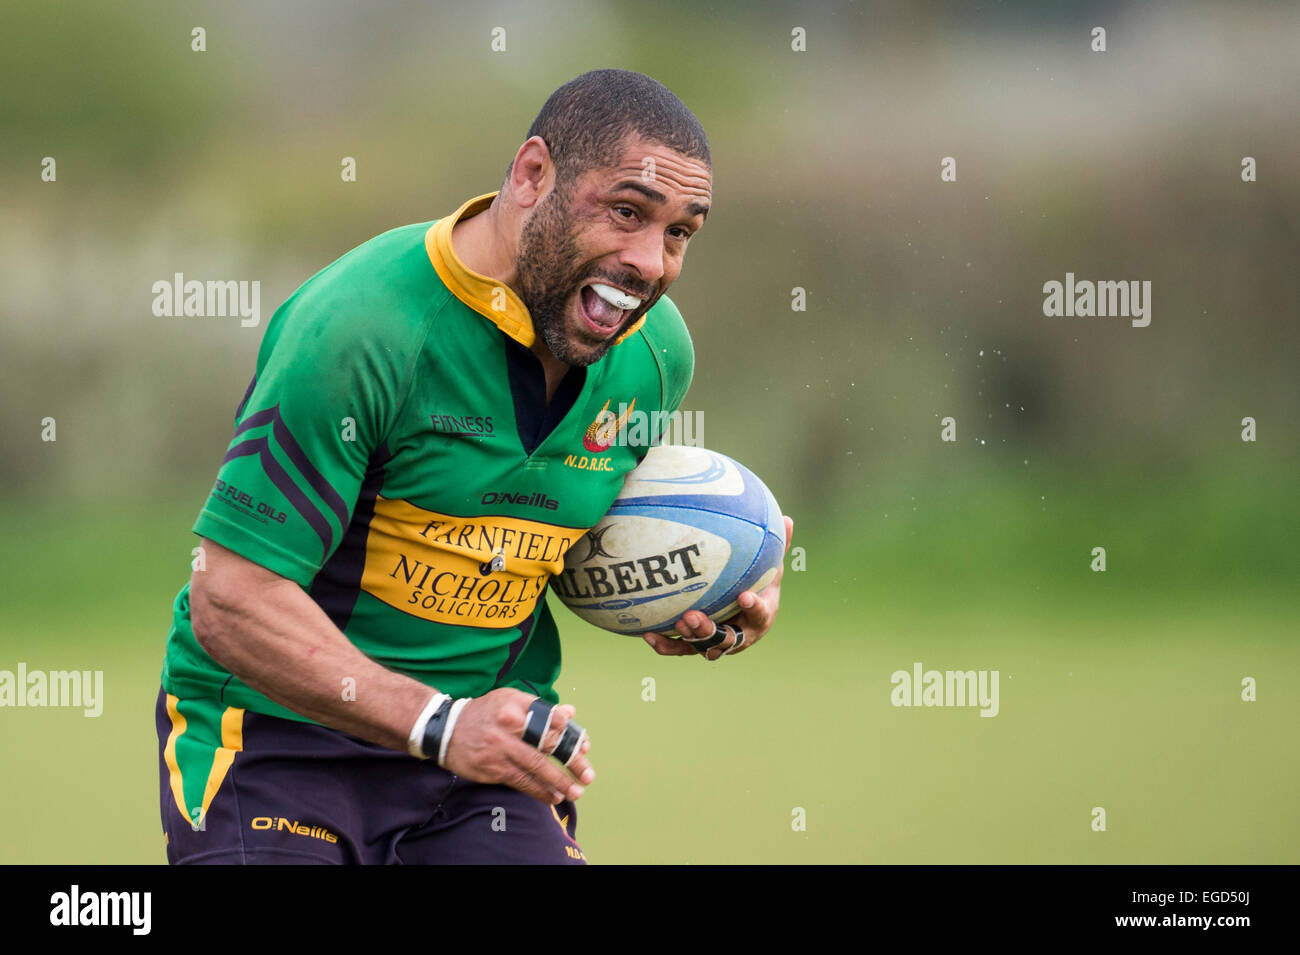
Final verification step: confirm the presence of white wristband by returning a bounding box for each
[438,697,472,768]
[407,692,451,759]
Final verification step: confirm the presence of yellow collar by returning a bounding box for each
[425,191,647,349]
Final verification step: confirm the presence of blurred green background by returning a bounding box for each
[1,0,1296,864]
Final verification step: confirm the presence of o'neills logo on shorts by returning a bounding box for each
[251,816,339,843]
[361,497,586,628]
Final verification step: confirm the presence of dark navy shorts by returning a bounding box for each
[155,687,586,865]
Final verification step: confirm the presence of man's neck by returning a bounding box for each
[531,341,572,405]
[450,198,516,287]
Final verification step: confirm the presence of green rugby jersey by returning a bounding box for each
[161,191,694,723]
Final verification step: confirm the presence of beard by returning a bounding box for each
[514,186,645,367]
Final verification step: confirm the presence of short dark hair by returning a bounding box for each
[507,69,710,194]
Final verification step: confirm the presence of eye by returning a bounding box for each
[613,205,637,221]
[668,227,693,241]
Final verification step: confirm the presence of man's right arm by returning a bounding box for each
[189,536,592,804]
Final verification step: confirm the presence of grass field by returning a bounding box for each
[1,464,1296,864]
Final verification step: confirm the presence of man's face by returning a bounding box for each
[514,135,712,367]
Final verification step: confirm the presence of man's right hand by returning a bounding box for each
[441,688,594,805]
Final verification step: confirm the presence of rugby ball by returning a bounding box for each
[553,445,785,636]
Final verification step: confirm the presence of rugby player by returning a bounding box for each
[155,69,791,864]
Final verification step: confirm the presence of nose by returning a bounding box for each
[617,227,667,291]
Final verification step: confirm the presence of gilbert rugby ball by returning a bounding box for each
[553,445,785,636]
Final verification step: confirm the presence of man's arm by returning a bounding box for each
[190,537,429,750]
[190,537,593,804]
[633,297,792,659]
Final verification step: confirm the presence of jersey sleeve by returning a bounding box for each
[655,294,694,413]
[192,271,424,588]
[638,294,695,452]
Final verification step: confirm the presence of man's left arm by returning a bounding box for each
[635,297,793,660]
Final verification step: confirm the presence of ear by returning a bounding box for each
[506,137,554,210]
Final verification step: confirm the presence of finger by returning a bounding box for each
[783,515,794,552]
[734,590,773,632]
[541,717,594,785]
[476,731,558,803]
[642,631,698,656]
[539,709,582,761]
[521,699,573,745]
[505,740,585,804]
[678,618,744,661]
[497,761,557,804]
[682,619,730,657]
[521,697,559,748]
[702,623,748,661]
[549,719,587,768]
[721,623,751,656]
[564,747,595,787]
[498,756,565,805]
[527,703,595,785]
[674,610,716,639]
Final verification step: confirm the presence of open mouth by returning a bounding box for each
[579,282,643,336]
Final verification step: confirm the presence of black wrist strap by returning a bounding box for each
[420,696,455,760]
